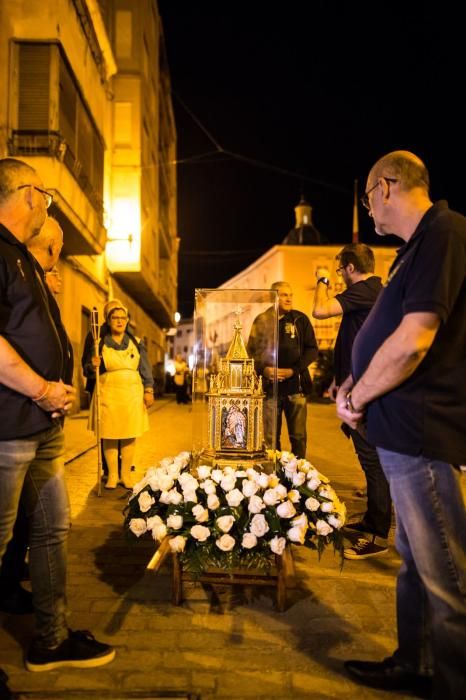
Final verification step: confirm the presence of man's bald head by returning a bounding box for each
[28,217,64,272]
[0,157,48,242]
[0,158,38,205]
[369,150,430,193]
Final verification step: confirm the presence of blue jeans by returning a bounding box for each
[0,425,70,647]
[350,428,392,538]
[265,394,307,458]
[377,448,466,699]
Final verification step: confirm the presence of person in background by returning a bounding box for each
[248,281,318,458]
[312,243,392,560]
[337,150,466,699]
[45,264,62,296]
[83,300,154,489]
[0,157,114,674]
[173,353,189,404]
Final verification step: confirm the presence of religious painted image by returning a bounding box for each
[221,403,248,449]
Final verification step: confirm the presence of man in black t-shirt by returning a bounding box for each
[312,243,391,560]
[337,151,466,698]
[248,281,318,458]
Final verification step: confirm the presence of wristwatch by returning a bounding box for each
[317,277,330,286]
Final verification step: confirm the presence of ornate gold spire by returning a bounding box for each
[226,306,249,360]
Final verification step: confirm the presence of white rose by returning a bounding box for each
[220,474,236,492]
[197,465,212,480]
[270,536,287,555]
[248,495,265,514]
[183,490,198,504]
[319,486,336,500]
[257,473,270,489]
[246,467,260,481]
[169,535,187,552]
[168,489,183,505]
[250,514,269,537]
[321,501,334,513]
[280,451,293,463]
[298,460,311,473]
[216,515,235,533]
[316,519,333,536]
[223,466,236,475]
[242,533,258,549]
[167,462,182,478]
[276,501,297,518]
[190,524,210,541]
[288,489,301,503]
[201,479,217,495]
[226,488,244,507]
[159,457,174,469]
[307,476,321,491]
[159,491,171,504]
[287,526,306,544]
[305,496,320,512]
[275,484,288,500]
[216,534,235,552]
[263,488,279,506]
[291,513,308,529]
[178,473,198,490]
[147,476,160,492]
[129,518,147,537]
[242,479,259,497]
[211,469,223,483]
[235,470,247,478]
[152,523,167,541]
[167,514,183,530]
[158,474,174,492]
[176,450,191,463]
[284,459,299,478]
[138,491,155,513]
[207,493,221,510]
[328,514,343,529]
[292,471,306,487]
[192,504,209,522]
[146,515,163,531]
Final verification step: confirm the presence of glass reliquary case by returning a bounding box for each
[191,288,279,467]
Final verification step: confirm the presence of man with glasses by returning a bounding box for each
[337,151,466,698]
[0,158,115,676]
[312,244,391,560]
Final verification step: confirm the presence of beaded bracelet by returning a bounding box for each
[32,380,51,402]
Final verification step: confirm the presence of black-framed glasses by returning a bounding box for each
[336,265,346,275]
[360,177,397,210]
[17,184,53,209]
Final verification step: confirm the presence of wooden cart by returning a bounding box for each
[147,538,296,612]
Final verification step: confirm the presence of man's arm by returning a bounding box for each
[0,336,75,412]
[336,311,440,427]
[312,267,343,319]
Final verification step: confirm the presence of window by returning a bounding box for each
[116,10,133,58]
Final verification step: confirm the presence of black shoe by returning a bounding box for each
[344,536,388,560]
[0,586,34,615]
[344,656,432,696]
[25,629,115,672]
[0,668,21,700]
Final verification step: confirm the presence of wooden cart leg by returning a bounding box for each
[172,552,183,605]
[275,554,287,612]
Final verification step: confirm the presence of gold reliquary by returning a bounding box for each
[206,316,266,462]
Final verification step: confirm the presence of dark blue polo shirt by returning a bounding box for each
[352,201,466,465]
[0,224,63,439]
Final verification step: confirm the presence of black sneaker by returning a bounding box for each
[344,656,432,696]
[344,536,388,560]
[25,629,115,672]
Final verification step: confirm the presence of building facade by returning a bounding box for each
[0,0,178,409]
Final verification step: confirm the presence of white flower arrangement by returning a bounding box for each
[124,450,346,573]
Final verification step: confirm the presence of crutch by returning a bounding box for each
[91,307,103,497]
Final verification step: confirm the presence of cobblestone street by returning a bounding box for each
[0,397,438,700]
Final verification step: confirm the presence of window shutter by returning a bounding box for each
[18,44,50,130]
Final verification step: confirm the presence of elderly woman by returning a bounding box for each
[83,300,154,489]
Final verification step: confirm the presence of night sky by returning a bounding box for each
[158,2,465,316]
